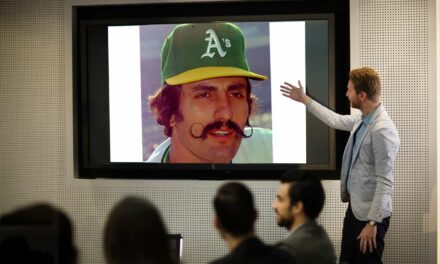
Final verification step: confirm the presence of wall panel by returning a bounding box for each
[0,0,436,263]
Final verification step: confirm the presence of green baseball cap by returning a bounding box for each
[161,22,267,85]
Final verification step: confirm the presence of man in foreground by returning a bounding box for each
[272,172,335,263]
[212,182,292,263]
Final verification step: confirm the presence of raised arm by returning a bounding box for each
[280,80,356,131]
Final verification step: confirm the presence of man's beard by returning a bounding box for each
[277,216,294,231]
[350,98,361,109]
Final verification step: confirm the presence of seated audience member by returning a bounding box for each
[0,203,77,264]
[272,172,336,264]
[104,196,174,264]
[211,182,292,264]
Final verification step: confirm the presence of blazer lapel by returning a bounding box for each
[340,121,361,195]
[350,105,384,167]
[346,121,363,168]
[350,123,370,166]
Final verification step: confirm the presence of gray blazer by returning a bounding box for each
[307,100,400,222]
[277,220,335,264]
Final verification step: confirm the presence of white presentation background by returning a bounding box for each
[109,22,306,163]
[108,26,143,162]
[270,22,306,163]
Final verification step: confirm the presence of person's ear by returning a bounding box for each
[170,115,176,127]
[214,215,227,239]
[292,201,304,215]
[214,215,221,230]
[360,91,368,101]
[249,94,256,118]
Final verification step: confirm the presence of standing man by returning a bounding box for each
[211,182,292,264]
[272,172,335,263]
[147,22,272,163]
[280,67,400,263]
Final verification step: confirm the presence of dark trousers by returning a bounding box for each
[339,205,390,264]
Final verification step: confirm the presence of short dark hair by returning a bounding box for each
[149,79,255,137]
[281,172,325,220]
[213,182,256,236]
[104,196,173,264]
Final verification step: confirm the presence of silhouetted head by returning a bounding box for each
[104,196,173,264]
[214,182,257,237]
[0,203,77,264]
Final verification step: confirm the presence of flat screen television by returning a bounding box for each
[72,0,350,179]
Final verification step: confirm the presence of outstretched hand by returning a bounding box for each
[280,80,310,104]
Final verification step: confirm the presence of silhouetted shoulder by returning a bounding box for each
[211,237,293,264]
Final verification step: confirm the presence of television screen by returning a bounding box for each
[73,0,349,179]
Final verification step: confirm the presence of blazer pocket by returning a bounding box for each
[359,177,376,201]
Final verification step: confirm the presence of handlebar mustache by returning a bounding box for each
[190,120,252,139]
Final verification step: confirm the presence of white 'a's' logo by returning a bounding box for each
[201,29,230,59]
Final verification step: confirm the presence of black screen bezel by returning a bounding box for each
[72,0,350,180]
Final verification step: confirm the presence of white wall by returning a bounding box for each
[351,1,437,262]
[434,0,440,256]
[0,0,437,263]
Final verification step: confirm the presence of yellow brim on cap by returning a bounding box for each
[165,66,267,85]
